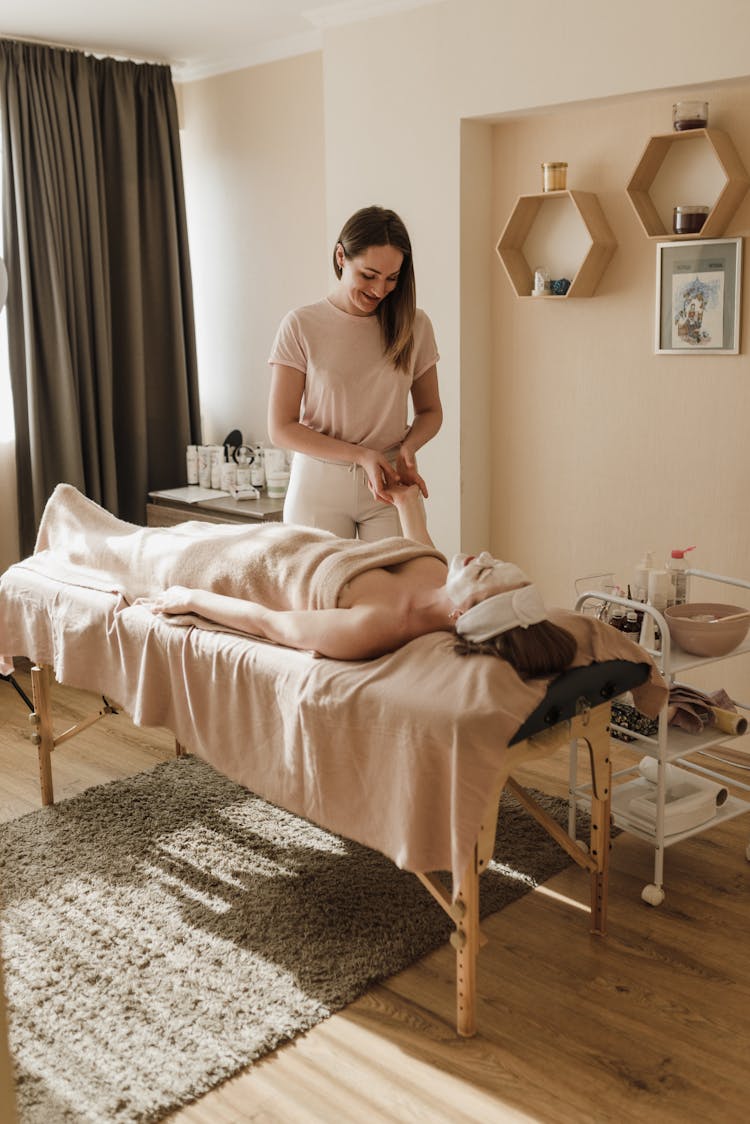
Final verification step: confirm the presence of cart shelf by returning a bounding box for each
[572,569,750,906]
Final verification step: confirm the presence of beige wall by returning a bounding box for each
[487,80,750,711]
[3,0,750,571]
[319,0,750,555]
[179,51,327,449]
[490,79,750,607]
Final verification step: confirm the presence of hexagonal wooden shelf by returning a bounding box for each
[626,128,749,240]
[495,189,617,299]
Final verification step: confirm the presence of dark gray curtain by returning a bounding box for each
[0,40,201,554]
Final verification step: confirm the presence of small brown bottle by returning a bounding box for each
[622,610,640,636]
[609,608,626,631]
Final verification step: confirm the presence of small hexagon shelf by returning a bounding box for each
[626,128,750,239]
[495,189,617,299]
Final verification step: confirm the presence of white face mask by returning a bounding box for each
[445,552,527,608]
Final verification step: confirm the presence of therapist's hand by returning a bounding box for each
[357,447,401,501]
[396,447,428,498]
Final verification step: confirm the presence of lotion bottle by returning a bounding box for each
[250,444,265,488]
[634,550,654,603]
[666,546,695,607]
[186,445,198,485]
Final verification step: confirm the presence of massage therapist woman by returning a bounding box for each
[267,205,443,540]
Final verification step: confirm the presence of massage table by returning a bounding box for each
[0,495,667,1038]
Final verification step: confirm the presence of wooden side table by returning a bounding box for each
[147,488,283,527]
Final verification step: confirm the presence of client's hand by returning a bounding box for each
[377,481,422,509]
[151,586,196,616]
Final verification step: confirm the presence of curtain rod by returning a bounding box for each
[0,32,170,68]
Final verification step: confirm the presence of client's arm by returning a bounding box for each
[380,483,435,547]
[151,586,414,661]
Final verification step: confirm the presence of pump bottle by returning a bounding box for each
[666,546,695,607]
[634,550,654,603]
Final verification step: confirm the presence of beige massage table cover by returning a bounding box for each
[0,487,667,889]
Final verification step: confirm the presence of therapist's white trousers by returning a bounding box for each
[283,453,402,541]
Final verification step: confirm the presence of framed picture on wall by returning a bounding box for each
[655,237,742,355]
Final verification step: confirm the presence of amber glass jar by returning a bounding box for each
[673,205,709,235]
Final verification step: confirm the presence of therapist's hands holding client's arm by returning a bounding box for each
[393,362,442,499]
[268,362,404,501]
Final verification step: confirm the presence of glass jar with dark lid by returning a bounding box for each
[673,205,709,235]
[672,101,708,130]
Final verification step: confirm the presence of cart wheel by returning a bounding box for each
[641,884,665,907]
[643,881,665,908]
[575,839,589,854]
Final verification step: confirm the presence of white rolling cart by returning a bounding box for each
[571,569,750,906]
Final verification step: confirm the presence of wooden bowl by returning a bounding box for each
[664,602,750,657]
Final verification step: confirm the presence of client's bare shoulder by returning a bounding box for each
[337,554,447,609]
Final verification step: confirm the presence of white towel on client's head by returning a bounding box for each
[455,584,547,643]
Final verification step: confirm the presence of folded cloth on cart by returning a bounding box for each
[667,684,739,733]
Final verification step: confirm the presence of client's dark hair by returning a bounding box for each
[454,620,578,679]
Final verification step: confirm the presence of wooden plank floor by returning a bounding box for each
[2,667,750,1123]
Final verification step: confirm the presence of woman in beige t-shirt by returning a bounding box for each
[267,206,443,541]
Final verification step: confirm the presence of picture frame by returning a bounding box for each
[655,237,742,355]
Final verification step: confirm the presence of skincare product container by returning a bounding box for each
[666,546,696,607]
[198,445,212,488]
[672,101,708,131]
[673,205,709,235]
[541,162,567,192]
[186,445,198,485]
[267,471,290,499]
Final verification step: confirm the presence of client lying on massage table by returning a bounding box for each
[2,482,667,1037]
[151,482,577,676]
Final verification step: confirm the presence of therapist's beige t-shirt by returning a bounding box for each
[268,297,439,452]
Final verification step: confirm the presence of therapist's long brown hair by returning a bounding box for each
[333,205,416,372]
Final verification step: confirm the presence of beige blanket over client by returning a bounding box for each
[1,483,668,891]
[26,483,446,612]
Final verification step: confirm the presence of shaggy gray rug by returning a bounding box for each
[0,756,587,1123]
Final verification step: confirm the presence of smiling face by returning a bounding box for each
[445,553,528,612]
[333,242,403,317]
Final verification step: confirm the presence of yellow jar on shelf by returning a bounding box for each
[541,161,567,192]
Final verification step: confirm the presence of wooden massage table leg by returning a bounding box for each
[29,664,54,806]
[453,846,480,1037]
[417,852,482,1038]
[505,706,612,935]
[28,664,122,807]
[416,769,504,1037]
[421,706,614,1036]
[576,703,613,935]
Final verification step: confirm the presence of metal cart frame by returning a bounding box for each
[572,568,750,905]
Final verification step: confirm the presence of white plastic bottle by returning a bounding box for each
[186,444,198,485]
[666,546,695,607]
[634,550,654,603]
[640,568,669,651]
[250,444,265,488]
